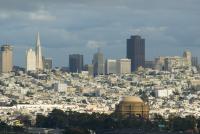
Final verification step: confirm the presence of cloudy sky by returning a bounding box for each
[0,0,199,67]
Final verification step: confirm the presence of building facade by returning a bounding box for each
[43,57,52,70]
[0,45,13,73]
[69,54,83,73]
[192,57,198,67]
[26,32,44,72]
[26,49,36,71]
[35,32,43,70]
[84,64,94,76]
[183,50,192,66]
[116,59,131,75]
[105,59,117,74]
[154,57,165,71]
[154,51,192,72]
[115,96,149,118]
[53,82,68,92]
[93,49,104,76]
[145,61,155,69]
[127,35,145,72]
[164,56,185,72]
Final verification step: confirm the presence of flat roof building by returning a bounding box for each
[105,59,117,74]
[26,48,36,71]
[116,59,131,75]
[69,54,83,73]
[127,35,145,72]
[93,49,104,76]
[0,44,13,73]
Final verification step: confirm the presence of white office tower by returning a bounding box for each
[105,59,117,74]
[116,59,131,75]
[35,32,43,70]
[26,48,36,71]
[183,50,192,66]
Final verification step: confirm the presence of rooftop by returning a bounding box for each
[121,96,143,103]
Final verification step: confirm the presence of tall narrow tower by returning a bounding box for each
[0,44,13,73]
[26,48,36,71]
[127,35,145,72]
[35,32,43,70]
[92,48,104,76]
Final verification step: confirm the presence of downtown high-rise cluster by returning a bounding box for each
[26,32,43,71]
[68,35,146,76]
[0,34,197,75]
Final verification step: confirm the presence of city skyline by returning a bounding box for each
[0,0,199,67]
[0,32,199,69]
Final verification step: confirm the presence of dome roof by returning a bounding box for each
[121,96,143,103]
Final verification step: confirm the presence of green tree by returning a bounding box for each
[63,126,90,134]
[35,114,47,127]
[46,109,67,128]
[16,114,32,127]
[169,115,196,132]
[10,100,17,106]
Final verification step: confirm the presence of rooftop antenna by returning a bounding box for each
[36,32,41,47]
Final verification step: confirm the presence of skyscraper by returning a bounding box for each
[84,64,94,76]
[105,59,117,74]
[127,35,145,72]
[26,48,36,71]
[69,54,83,73]
[192,57,198,67]
[35,32,43,70]
[116,59,131,75]
[0,45,13,73]
[93,49,104,76]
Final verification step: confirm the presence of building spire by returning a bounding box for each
[35,32,43,70]
[36,32,41,47]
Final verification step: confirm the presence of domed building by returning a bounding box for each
[115,96,149,118]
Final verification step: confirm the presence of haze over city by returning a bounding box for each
[0,0,200,67]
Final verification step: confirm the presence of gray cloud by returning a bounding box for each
[0,0,199,66]
[86,40,106,49]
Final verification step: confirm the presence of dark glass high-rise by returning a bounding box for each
[126,35,145,72]
[69,54,84,73]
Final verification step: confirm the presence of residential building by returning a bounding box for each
[105,59,117,74]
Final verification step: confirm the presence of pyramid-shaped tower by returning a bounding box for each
[35,32,43,70]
